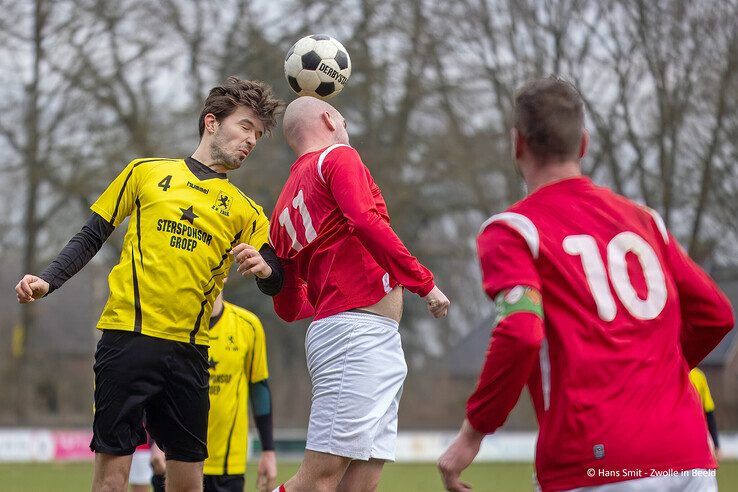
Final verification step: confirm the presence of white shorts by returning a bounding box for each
[129,449,153,485]
[305,311,407,461]
[564,470,717,492]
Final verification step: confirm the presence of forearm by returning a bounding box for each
[255,244,284,296]
[272,262,314,321]
[466,313,544,434]
[250,379,274,451]
[351,213,434,296]
[38,213,114,295]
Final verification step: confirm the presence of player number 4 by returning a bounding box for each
[158,175,172,191]
[278,189,317,252]
[564,232,667,321]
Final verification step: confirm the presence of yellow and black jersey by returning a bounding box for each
[689,367,715,413]
[91,157,270,345]
[204,302,268,476]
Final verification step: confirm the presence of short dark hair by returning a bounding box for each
[513,76,584,162]
[198,77,284,138]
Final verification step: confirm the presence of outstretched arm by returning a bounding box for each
[323,146,435,297]
[16,212,114,302]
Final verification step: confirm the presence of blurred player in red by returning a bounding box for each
[259,96,449,492]
[438,76,734,492]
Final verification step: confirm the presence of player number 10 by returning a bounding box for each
[278,189,317,252]
[564,232,667,321]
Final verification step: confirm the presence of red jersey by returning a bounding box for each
[270,144,434,321]
[467,177,733,491]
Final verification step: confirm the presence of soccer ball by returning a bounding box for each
[284,34,351,100]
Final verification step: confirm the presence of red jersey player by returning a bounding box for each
[261,96,449,492]
[438,77,733,492]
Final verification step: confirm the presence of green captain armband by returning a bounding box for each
[493,286,543,325]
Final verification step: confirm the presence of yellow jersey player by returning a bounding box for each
[152,287,278,492]
[15,77,284,492]
[690,367,722,460]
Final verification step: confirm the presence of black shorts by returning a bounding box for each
[90,330,209,461]
[203,474,245,492]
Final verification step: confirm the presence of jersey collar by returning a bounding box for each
[185,157,228,181]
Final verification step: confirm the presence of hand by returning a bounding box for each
[438,420,484,492]
[256,450,277,492]
[425,285,450,318]
[232,243,272,279]
[15,275,49,303]
[150,443,166,475]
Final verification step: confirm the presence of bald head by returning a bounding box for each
[283,96,349,156]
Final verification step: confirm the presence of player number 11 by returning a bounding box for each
[278,189,317,252]
[564,232,667,321]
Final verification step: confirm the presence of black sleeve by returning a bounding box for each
[151,474,165,492]
[249,379,275,451]
[706,411,720,449]
[38,212,115,295]
[255,244,284,296]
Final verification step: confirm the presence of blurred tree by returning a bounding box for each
[1,0,736,427]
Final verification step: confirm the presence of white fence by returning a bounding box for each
[1,429,736,463]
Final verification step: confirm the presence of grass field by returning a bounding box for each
[0,461,736,491]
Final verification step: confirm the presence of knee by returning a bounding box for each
[98,473,128,492]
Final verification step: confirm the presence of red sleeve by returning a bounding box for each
[665,233,734,368]
[466,222,544,434]
[272,259,315,322]
[321,146,435,296]
[478,221,541,298]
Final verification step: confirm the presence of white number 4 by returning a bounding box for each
[564,232,667,321]
[278,189,316,252]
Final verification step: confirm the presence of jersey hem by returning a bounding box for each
[203,466,246,476]
[90,204,114,225]
[96,324,209,346]
[312,293,397,321]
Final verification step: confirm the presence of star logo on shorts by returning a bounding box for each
[179,205,198,224]
[208,357,218,370]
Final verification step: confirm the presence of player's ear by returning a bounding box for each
[512,128,524,160]
[579,129,589,159]
[321,111,337,132]
[204,113,218,135]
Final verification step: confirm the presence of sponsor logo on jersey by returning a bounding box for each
[212,192,232,216]
[187,181,210,194]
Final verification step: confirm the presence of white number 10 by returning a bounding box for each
[564,232,667,321]
[278,189,316,252]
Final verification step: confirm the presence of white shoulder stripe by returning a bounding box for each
[317,143,351,183]
[647,208,669,244]
[479,212,540,259]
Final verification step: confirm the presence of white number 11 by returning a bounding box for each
[278,189,316,252]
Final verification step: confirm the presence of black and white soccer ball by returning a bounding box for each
[284,34,351,100]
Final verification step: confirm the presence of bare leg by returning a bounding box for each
[283,450,352,492]
[165,460,203,492]
[336,459,385,492]
[92,453,133,492]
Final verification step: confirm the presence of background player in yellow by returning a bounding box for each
[152,284,278,492]
[15,77,284,492]
[689,367,722,460]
